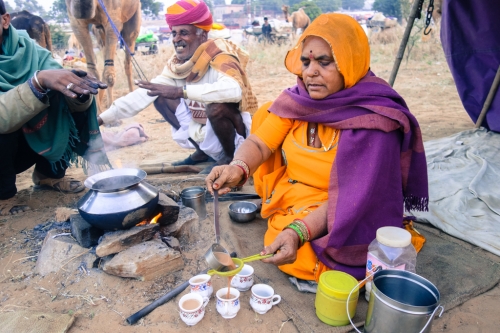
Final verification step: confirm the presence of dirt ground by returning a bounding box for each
[1,28,499,333]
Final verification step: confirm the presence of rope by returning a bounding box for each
[96,0,148,81]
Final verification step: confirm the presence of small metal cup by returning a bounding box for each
[204,243,231,271]
[180,186,207,220]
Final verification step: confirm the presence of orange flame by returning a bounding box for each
[150,212,162,224]
[135,212,162,226]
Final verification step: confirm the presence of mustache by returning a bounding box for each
[174,42,186,47]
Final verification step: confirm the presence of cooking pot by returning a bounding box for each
[77,168,159,230]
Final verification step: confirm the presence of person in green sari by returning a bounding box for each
[0,1,109,216]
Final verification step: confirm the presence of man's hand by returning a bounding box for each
[37,69,107,99]
[260,229,301,266]
[136,80,183,99]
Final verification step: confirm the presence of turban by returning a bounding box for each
[165,0,213,32]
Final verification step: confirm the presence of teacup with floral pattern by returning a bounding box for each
[189,274,213,298]
[178,293,209,326]
[250,284,281,314]
[230,264,254,291]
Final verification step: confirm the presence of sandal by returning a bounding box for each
[0,196,31,216]
[34,177,85,193]
[172,154,214,166]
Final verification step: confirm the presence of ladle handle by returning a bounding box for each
[241,253,273,263]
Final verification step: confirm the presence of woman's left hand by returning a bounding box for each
[260,229,301,266]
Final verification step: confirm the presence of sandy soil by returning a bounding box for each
[1,28,498,333]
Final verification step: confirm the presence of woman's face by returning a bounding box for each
[300,36,344,99]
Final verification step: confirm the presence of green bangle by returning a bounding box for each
[285,224,304,247]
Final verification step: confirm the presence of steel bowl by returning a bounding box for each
[228,201,257,223]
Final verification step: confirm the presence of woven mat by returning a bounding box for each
[0,311,74,333]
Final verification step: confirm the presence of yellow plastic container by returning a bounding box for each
[315,271,359,326]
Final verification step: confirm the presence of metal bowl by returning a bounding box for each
[228,201,257,223]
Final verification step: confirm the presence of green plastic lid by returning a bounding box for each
[318,271,359,299]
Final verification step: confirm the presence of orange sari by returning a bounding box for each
[252,102,340,282]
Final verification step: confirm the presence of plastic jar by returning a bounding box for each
[315,271,359,326]
[365,226,417,302]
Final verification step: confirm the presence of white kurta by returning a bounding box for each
[99,66,250,161]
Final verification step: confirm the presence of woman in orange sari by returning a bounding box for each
[206,13,428,283]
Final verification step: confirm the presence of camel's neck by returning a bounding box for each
[283,11,289,23]
[68,0,97,20]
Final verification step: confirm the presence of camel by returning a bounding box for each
[11,10,52,53]
[66,0,141,111]
[281,5,310,38]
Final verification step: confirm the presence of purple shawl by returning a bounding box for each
[269,72,428,279]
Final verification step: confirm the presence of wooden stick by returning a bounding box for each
[475,65,500,128]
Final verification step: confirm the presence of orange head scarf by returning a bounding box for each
[284,13,370,89]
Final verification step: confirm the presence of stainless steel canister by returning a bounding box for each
[180,186,207,220]
[364,269,442,333]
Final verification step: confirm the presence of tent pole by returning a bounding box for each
[475,65,500,128]
[388,0,425,87]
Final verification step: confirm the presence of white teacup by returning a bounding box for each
[178,293,209,326]
[216,287,241,319]
[189,274,213,298]
[250,284,281,314]
[230,264,254,291]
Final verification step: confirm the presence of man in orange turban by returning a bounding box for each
[98,0,258,174]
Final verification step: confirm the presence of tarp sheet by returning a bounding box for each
[440,0,500,132]
[410,128,500,256]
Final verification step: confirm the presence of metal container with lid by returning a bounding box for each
[77,168,159,230]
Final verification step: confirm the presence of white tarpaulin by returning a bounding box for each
[409,128,500,256]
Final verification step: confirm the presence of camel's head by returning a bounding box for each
[171,24,208,62]
[67,0,97,20]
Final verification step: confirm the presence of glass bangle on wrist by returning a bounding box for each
[27,77,47,101]
[229,159,250,186]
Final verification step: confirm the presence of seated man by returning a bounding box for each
[0,0,109,215]
[98,0,258,173]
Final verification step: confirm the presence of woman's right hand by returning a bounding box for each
[205,165,245,195]
[36,69,107,99]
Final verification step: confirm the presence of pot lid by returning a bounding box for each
[84,168,147,192]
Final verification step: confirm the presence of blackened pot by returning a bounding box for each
[77,168,159,230]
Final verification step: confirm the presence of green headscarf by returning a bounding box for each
[0,25,110,173]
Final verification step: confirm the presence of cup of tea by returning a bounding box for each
[178,293,209,326]
[215,287,241,319]
[230,264,254,291]
[189,274,213,298]
[250,284,281,314]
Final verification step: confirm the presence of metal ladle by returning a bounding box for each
[203,189,272,275]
